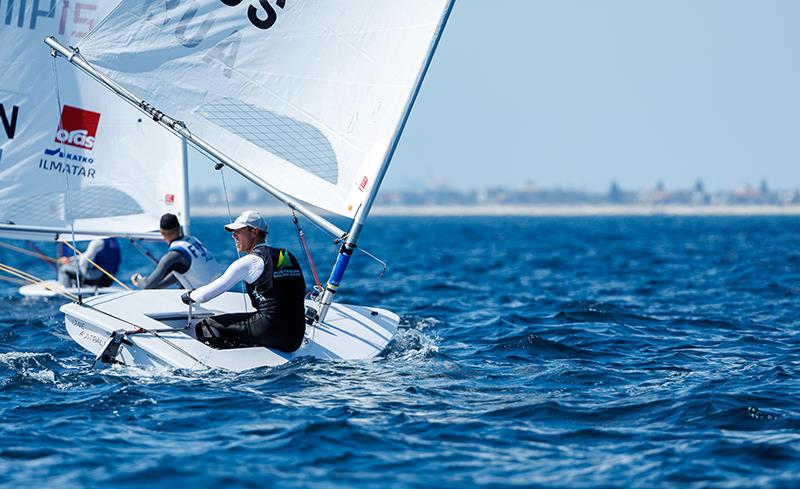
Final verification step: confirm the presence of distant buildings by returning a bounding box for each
[191,180,800,208]
[375,180,800,207]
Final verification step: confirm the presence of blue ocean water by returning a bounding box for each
[1,216,799,488]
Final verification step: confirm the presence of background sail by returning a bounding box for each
[0,0,186,241]
[75,0,452,218]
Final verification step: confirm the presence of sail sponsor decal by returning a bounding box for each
[3,0,100,38]
[37,105,100,178]
[55,104,100,149]
[38,147,96,178]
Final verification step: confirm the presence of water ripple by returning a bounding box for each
[1,216,799,487]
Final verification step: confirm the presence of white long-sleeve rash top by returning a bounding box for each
[73,238,104,273]
[189,254,264,303]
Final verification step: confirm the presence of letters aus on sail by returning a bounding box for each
[75,0,453,218]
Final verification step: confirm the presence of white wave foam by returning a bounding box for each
[386,327,440,361]
[0,351,54,363]
[27,369,56,384]
[405,316,442,330]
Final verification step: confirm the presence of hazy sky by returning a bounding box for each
[194,0,800,193]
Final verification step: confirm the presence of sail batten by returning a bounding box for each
[72,0,453,218]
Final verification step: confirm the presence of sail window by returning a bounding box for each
[3,186,144,223]
[197,97,339,184]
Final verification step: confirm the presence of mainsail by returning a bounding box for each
[74,0,454,218]
[0,0,186,241]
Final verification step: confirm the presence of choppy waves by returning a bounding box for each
[1,216,799,487]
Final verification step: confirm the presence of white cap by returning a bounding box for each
[224,210,267,232]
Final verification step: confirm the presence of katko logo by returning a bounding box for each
[55,105,100,150]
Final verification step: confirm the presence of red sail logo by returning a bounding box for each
[55,105,100,150]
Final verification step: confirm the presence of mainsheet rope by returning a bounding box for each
[26,241,59,271]
[0,262,78,301]
[128,238,160,265]
[0,241,58,263]
[0,275,27,286]
[82,301,209,369]
[295,206,387,279]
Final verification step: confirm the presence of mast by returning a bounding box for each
[315,0,456,322]
[44,37,346,241]
[181,137,191,237]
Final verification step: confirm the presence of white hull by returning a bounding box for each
[20,280,125,298]
[61,290,399,372]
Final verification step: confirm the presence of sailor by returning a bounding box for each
[181,210,307,352]
[131,213,221,289]
[58,237,121,287]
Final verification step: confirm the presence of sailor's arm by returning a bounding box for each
[132,250,188,289]
[151,273,180,289]
[77,239,104,273]
[188,255,263,303]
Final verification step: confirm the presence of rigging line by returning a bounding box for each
[128,238,160,265]
[295,202,386,276]
[0,264,44,288]
[0,262,45,285]
[47,37,345,241]
[187,299,193,330]
[0,263,79,301]
[0,241,58,264]
[357,247,387,279]
[217,164,248,310]
[292,212,320,342]
[0,263,41,284]
[303,209,348,245]
[0,275,28,286]
[81,302,209,369]
[74,293,208,367]
[27,241,59,271]
[59,241,132,291]
[291,211,321,290]
[51,54,83,300]
[217,164,236,226]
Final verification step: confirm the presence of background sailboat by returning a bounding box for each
[48,0,455,370]
[0,0,188,296]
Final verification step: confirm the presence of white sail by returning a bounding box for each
[74,0,453,218]
[0,0,186,241]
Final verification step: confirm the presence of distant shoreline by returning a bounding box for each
[192,204,800,217]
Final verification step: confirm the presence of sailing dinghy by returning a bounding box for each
[47,0,455,371]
